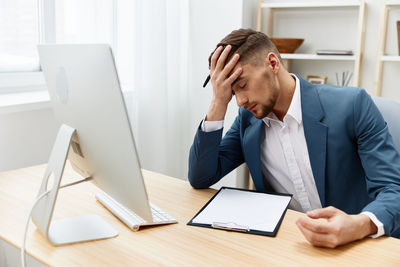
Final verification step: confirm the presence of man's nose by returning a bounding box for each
[235,93,248,107]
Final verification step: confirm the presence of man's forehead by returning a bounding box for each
[231,63,260,86]
[231,68,247,86]
[232,61,246,71]
[232,62,254,76]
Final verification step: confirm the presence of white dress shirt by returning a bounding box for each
[259,75,321,213]
[201,74,384,237]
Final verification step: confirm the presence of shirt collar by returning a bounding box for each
[262,74,302,127]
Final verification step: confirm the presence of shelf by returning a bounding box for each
[257,0,366,87]
[386,0,400,6]
[374,0,400,96]
[281,53,356,61]
[261,1,360,9]
[381,56,400,62]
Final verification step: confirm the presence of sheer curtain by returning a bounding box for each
[127,0,190,179]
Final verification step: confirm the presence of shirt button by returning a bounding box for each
[296,186,304,191]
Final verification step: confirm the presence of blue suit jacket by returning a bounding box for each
[189,76,400,237]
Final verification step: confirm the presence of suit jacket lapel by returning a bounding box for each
[299,77,328,206]
[243,116,264,191]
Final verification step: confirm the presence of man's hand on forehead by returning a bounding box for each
[206,45,242,109]
[210,45,242,87]
[211,45,238,71]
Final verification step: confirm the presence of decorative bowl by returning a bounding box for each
[270,38,304,53]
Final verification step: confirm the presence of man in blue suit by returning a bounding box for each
[188,29,400,248]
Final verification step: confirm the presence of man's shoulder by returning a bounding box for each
[298,76,373,120]
[314,83,363,99]
[309,83,367,108]
[297,75,368,108]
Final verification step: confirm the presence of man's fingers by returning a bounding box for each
[215,45,232,72]
[226,67,242,85]
[307,206,338,219]
[296,217,330,234]
[210,46,223,72]
[221,53,240,78]
[296,222,338,248]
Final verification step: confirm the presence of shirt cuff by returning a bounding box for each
[361,211,385,238]
[201,118,224,132]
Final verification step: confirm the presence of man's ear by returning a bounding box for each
[264,52,280,73]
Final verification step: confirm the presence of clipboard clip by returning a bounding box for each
[211,222,250,232]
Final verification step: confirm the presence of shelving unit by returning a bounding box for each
[256,0,366,87]
[260,1,361,9]
[281,53,356,61]
[374,0,400,96]
[381,55,400,62]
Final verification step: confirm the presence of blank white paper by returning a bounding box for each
[192,188,291,233]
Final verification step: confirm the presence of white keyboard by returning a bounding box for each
[95,192,177,231]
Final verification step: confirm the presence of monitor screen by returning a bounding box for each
[38,44,153,222]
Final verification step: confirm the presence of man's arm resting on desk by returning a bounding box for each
[355,89,400,237]
[297,89,400,247]
[296,206,379,248]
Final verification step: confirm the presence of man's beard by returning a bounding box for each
[255,72,279,119]
[257,87,279,119]
[256,104,274,119]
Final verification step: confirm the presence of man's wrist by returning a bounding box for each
[354,214,378,239]
[361,211,385,238]
[206,99,228,121]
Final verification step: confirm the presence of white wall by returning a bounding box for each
[1,0,399,181]
[0,107,58,172]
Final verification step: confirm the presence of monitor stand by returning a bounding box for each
[31,124,118,245]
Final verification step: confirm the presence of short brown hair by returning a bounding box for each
[208,28,281,69]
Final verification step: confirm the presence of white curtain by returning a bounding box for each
[118,0,190,179]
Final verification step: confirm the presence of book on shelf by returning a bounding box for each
[316,49,353,56]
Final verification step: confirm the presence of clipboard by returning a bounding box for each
[187,187,292,237]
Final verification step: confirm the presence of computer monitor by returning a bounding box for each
[34,44,164,245]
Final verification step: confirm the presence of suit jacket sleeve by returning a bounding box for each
[188,109,245,188]
[355,89,400,236]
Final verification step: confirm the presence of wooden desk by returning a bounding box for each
[0,164,399,266]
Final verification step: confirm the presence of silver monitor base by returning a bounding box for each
[31,124,118,245]
[49,214,117,245]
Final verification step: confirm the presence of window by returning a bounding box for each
[0,0,40,72]
[0,0,116,94]
[55,0,114,45]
